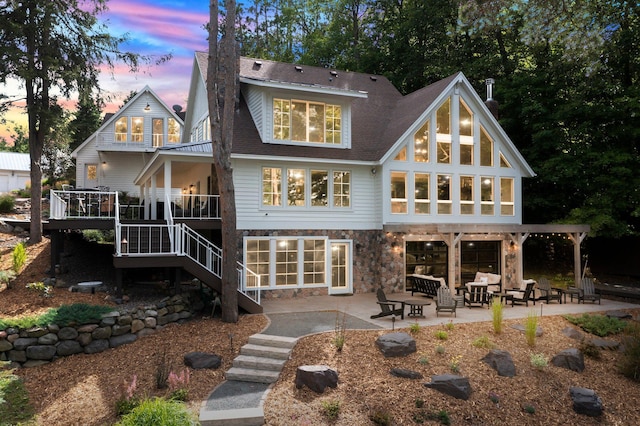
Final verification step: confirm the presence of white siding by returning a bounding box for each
[233,158,381,230]
[75,137,100,187]
[243,85,264,141]
[98,152,150,196]
[189,76,209,141]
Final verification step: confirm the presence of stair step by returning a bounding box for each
[199,407,264,426]
[233,355,286,371]
[226,367,280,383]
[248,334,297,349]
[241,344,291,360]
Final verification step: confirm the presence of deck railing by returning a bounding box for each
[50,190,119,220]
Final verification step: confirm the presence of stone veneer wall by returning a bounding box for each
[0,292,203,368]
[239,229,408,299]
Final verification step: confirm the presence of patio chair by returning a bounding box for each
[464,284,488,308]
[579,278,601,304]
[436,286,457,317]
[537,277,562,304]
[507,281,536,307]
[371,288,405,320]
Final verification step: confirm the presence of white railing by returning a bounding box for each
[237,261,261,305]
[49,190,119,220]
[116,223,180,256]
[181,224,223,278]
[169,194,220,220]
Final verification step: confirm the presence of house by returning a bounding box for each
[0,152,30,193]
[47,53,589,313]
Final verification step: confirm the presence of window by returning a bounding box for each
[459,99,473,165]
[303,239,326,284]
[437,174,452,214]
[394,147,407,161]
[262,167,350,208]
[436,98,451,164]
[333,171,350,207]
[168,118,180,143]
[262,167,282,206]
[152,118,163,147]
[273,98,341,144]
[500,178,514,215]
[246,239,270,287]
[391,172,407,213]
[414,120,429,162]
[275,239,298,285]
[500,152,512,168]
[86,164,97,181]
[115,117,127,142]
[131,117,144,142]
[287,169,305,206]
[414,173,430,214]
[460,176,474,214]
[480,126,493,166]
[481,177,494,215]
[311,170,328,206]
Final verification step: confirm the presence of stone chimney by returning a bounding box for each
[484,78,499,119]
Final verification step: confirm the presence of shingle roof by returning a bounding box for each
[194,52,459,162]
[0,152,30,172]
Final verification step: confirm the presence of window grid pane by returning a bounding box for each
[414,173,430,214]
[273,99,291,140]
[245,239,270,287]
[333,171,350,207]
[168,118,180,143]
[460,176,474,215]
[500,178,514,216]
[391,171,407,213]
[414,120,429,162]
[152,118,163,147]
[311,170,328,206]
[326,105,341,144]
[287,169,305,206]
[303,239,326,284]
[115,117,128,142]
[480,127,493,166]
[481,177,494,215]
[131,117,144,142]
[437,174,452,214]
[262,167,282,206]
[275,240,298,286]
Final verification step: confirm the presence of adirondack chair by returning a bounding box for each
[436,286,457,317]
[371,289,405,320]
[508,281,536,307]
[464,284,488,308]
[579,277,601,304]
[537,277,562,304]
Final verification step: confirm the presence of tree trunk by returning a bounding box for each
[208,0,239,323]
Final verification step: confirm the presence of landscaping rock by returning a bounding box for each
[570,386,603,417]
[131,319,145,333]
[84,339,109,354]
[390,368,423,379]
[482,349,516,377]
[58,327,79,340]
[8,350,26,363]
[606,310,631,320]
[184,352,222,369]
[375,332,416,358]
[295,365,339,393]
[13,337,38,351]
[424,374,472,400]
[0,340,12,352]
[510,324,543,336]
[111,324,131,336]
[37,333,59,345]
[562,327,583,341]
[26,345,57,360]
[110,333,137,348]
[25,327,48,338]
[551,348,584,372]
[57,340,83,356]
[588,337,619,350]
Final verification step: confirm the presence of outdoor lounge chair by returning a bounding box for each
[436,286,457,317]
[537,277,562,304]
[508,281,536,307]
[371,288,405,320]
[464,284,488,308]
[579,277,601,304]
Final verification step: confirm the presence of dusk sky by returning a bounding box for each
[0,0,228,141]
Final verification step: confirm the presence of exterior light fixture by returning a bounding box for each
[144,103,151,112]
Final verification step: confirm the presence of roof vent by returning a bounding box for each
[295,66,303,72]
[330,70,338,77]
[370,76,377,81]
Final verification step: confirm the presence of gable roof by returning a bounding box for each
[0,152,29,172]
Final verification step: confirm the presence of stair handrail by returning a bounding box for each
[49,190,67,219]
[180,223,223,278]
[165,194,176,253]
[237,261,261,305]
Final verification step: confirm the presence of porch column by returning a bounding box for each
[440,232,463,293]
[510,232,529,286]
[143,182,150,220]
[164,160,172,220]
[151,175,157,219]
[567,232,588,286]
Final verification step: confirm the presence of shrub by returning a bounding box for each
[156,350,172,390]
[491,297,503,334]
[369,408,391,425]
[416,352,429,365]
[82,229,115,244]
[168,369,190,402]
[115,375,140,416]
[0,364,35,424]
[523,404,536,414]
[449,355,462,373]
[619,322,640,381]
[321,399,341,421]
[580,339,602,359]
[530,353,548,369]
[524,311,538,347]
[472,336,494,349]
[444,321,454,331]
[115,397,197,426]
[409,322,421,335]
[26,281,53,299]
[0,270,16,290]
[12,242,26,274]
[435,345,446,355]
[333,312,346,351]
[434,330,448,340]
[0,194,15,213]
[415,398,424,408]
[564,313,628,337]
[44,303,114,327]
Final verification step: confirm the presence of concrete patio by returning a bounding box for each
[261,292,640,330]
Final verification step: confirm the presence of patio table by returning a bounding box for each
[405,298,432,318]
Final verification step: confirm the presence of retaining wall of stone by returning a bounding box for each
[0,292,203,368]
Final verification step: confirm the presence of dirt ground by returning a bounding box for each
[2,232,640,425]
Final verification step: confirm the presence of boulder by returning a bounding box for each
[606,310,631,320]
[91,327,112,340]
[58,327,79,340]
[295,365,339,393]
[84,339,109,354]
[57,340,83,356]
[0,339,13,352]
[111,324,131,336]
[551,348,585,372]
[510,324,543,336]
[110,334,137,348]
[570,386,603,417]
[13,337,38,351]
[8,350,26,363]
[424,374,472,400]
[26,345,57,360]
[482,349,516,377]
[588,337,619,350]
[131,319,145,334]
[157,313,180,326]
[561,327,583,341]
[37,333,59,345]
[375,332,416,358]
[390,368,423,379]
[184,352,222,369]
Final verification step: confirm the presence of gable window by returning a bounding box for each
[311,170,328,206]
[262,167,282,206]
[414,173,430,214]
[394,147,407,161]
[500,152,512,168]
[437,174,452,214]
[115,117,128,142]
[287,169,305,206]
[152,118,163,147]
[436,98,451,164]
[481,177,494,215]
[500,178,514,215]
[131,117,144,142]
[460,176,474,214]
[273,98,341,145]
[414,121,429,162]
[333,171,350,207]
[168,118,180,143]
[459,100,473,165]
[480,126,493,166]
[391,171,407,213]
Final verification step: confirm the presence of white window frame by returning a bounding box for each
[271,96,345,147]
